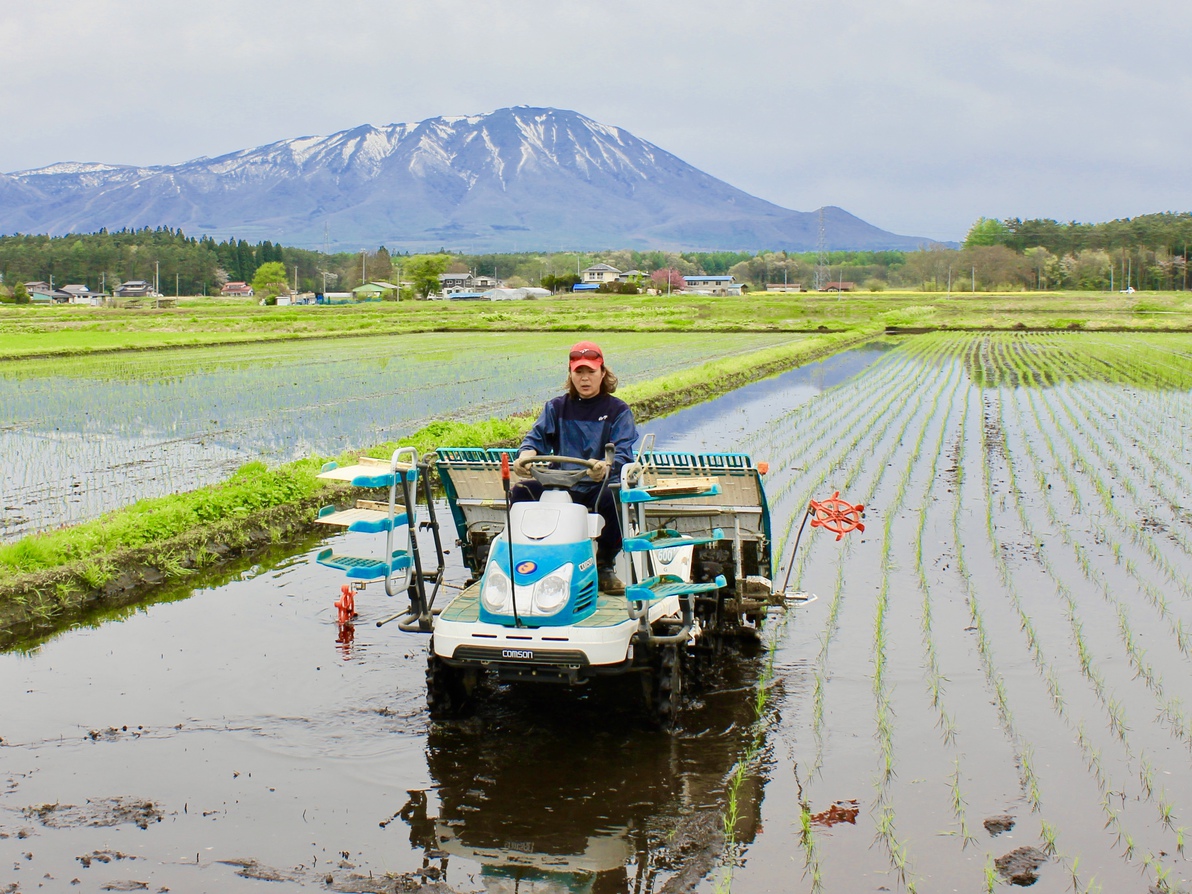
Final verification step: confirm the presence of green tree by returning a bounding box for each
[964,217,1011,248]
[251,261,289,303]
[367,246,393,282]
[13,281,30,304]
[404,254,451,298]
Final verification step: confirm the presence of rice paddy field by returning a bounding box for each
[732,331,1192,893]
[4,331,1192,893]
[0,331,801,541]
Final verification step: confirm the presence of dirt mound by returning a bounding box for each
[24,798,164,830]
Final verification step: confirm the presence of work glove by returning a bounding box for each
[586,460,609,482]
[513,449,537,478]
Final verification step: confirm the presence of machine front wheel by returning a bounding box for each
[426,644,476,718]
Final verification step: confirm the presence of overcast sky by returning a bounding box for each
[2,0,1189,243]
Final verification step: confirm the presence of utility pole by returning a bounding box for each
[175,272,179,297]
[361,249,367,288]
[155,261,159,295]
[293,265,298,295]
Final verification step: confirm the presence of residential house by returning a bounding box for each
[616,269,646,283]
[821,281,856,292]
[61,284,105,305]
[352,282,395,299]
[682,275,742,296]
[438,272,502,296]
[580,264,621,284]
[22,282,47,302]
[221,281,254,297]
[766,282,803,292]
[439,272,474,293]
[115,280,154,298]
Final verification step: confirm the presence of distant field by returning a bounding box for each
[3,290,1192,357]
[0,330,805,539]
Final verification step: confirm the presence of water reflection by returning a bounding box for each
[395,650,771,893]
[645,343,891,452]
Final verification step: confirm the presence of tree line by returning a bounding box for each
[1,213,1189,301]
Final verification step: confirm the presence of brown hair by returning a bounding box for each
[565,364,618,398]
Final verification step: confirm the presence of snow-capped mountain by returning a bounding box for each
[2,107,931,252]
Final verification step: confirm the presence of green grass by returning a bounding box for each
[5,290,1192,358]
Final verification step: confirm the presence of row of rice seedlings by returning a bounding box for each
[983,373,1165,887]
[905,352,988,850]
[765,341,957,890]
[955,388,1020,741]
[1017,385,1192,668]
[1017,332,1192,499]
[1075,384,1192,560]
[1048,379,1192,594]
[1076,379,1192,524]
[1015,383,1179,626]
[971,377,1127,884]
[719,522,840,893]
[768,352,953,766]
[1002,391,1155,746]
[862,362,964,891]
[947,373,1081,880]
[986,338,1192,891]
[1031,384,1192,597]
[716,348,926,892]
[808,359,937,773]
[764,347,939,557]
[911,355,965,744]
[995,388,1181,875]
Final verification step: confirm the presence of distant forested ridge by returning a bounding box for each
[1,213,1189,298]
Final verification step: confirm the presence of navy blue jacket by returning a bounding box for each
[520,393,638,493]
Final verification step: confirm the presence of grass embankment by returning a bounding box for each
[0,328,872,645]
[4,290,1192,358]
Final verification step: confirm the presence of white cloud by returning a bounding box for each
[2,0,1189,241]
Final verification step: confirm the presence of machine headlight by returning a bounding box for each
[533,564,573,615]
[481,564,512,612]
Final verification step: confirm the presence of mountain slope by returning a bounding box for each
[3,107,934,252]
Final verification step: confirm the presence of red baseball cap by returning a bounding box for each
[568,341,604,371]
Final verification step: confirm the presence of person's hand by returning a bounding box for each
[586,460,609,482]
[513,450,537,478]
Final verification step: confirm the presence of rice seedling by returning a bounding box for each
[983,853,998,893]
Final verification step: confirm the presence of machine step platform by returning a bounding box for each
[621,527,725,553]
[625,573,727,603]
[317,457,417,488]
[316,503,408,533]
[316,547,412,581]
[620,477,721,504]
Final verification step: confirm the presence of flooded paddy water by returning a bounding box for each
[0,331,798,541]
[5,332,1192,893]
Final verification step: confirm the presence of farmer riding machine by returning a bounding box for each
[313,437,787,725]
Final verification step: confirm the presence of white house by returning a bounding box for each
[580,264,621,284]
[682,275,742,296]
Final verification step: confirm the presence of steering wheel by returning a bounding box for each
[512,453,597,476]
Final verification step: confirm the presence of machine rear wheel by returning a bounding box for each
[645,644,684,730]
